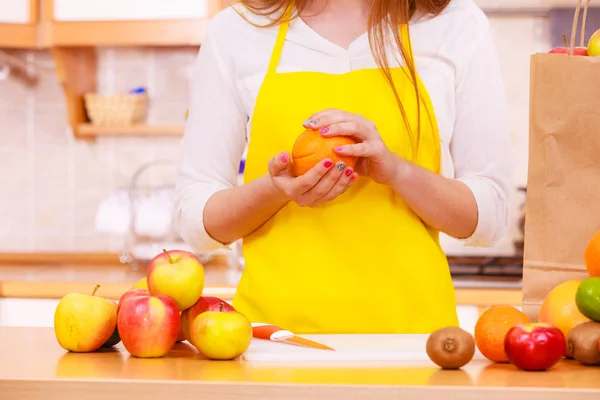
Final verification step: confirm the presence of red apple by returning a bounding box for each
[175,312,186,343]
[504,323,566,371]
[549,47,588,55]
[117,288,149,314]
[181,296,235,341]
[549,34,588,56]
[117,293,181,358]
[147,249,205,311]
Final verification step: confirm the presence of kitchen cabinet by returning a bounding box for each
[0,0,39,48]
[45,0,223,46]
[54,0,209,21]
[0,0,31,23]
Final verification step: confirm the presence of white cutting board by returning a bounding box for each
[242,334,486,362]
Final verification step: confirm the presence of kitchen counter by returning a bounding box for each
[0,280,522,306]
[0,252,523,303]
[1,327,599,400]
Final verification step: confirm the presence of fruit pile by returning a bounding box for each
[53,249,253,360]
[426,230,600,371]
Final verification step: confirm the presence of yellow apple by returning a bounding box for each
[181,296,236,340]
[54,284,117,352]
[588,28,600,56]
[131,277,148,289]
[147,249,205,311]
[189,310,253,360]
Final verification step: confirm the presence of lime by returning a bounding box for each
[575,277,600,322]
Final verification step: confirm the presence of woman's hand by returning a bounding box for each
[303,109,407,185]
[267,151,357,207]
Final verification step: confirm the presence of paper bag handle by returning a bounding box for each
[580,0,592,48]
[569,0,592,54]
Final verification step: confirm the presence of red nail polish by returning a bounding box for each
[280,153,289,163]
[320,127,329,133]
[345,168,353,177]
[351,173,358,180]
[324,160,333,168]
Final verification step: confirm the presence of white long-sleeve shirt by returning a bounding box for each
[175,0,514,254]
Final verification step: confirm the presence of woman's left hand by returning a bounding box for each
[303,109,408,185]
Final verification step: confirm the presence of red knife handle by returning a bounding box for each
[251,323,293,340]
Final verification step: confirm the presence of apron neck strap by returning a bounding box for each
[267,5,293,74]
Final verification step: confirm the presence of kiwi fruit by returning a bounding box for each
[567,321,600,365]
[426,326,475,369]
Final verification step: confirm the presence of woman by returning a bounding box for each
[176,0,512,334]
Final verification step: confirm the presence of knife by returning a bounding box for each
[251,322,335,351]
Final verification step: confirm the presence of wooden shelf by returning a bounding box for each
[77,124,184,137]
[0,23,40,48]
[39,0,226,139]
[45,19,209,47]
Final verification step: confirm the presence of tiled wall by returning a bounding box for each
[1,47,195,252]
[0,14,551,254]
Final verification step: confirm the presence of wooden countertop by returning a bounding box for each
[1,327,598,400]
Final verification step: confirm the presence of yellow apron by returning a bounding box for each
[232,12,459,334]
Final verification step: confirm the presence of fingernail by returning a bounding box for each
[324,160,333,168]
[345,167,353,177]
[352,173,358,181]
[334,146,344,152]
[280,153,289,163]
[319,127,329,133]
[337,162,346,171]
[303,119,318,127]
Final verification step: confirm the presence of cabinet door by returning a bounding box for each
[0,0,33,24]
[53,0,212,21]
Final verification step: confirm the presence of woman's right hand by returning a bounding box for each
[267,151,358,207]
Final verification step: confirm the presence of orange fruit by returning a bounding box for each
[291,129,358,176]
[474,305,530,363]
[584,230,600,277]
[539,280,591,341]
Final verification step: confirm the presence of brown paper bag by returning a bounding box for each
[522,0,600,321]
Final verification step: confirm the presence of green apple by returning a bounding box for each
[147,249,205,311]
[588,29,600,56]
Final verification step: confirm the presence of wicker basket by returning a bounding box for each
[84,93,149,126]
